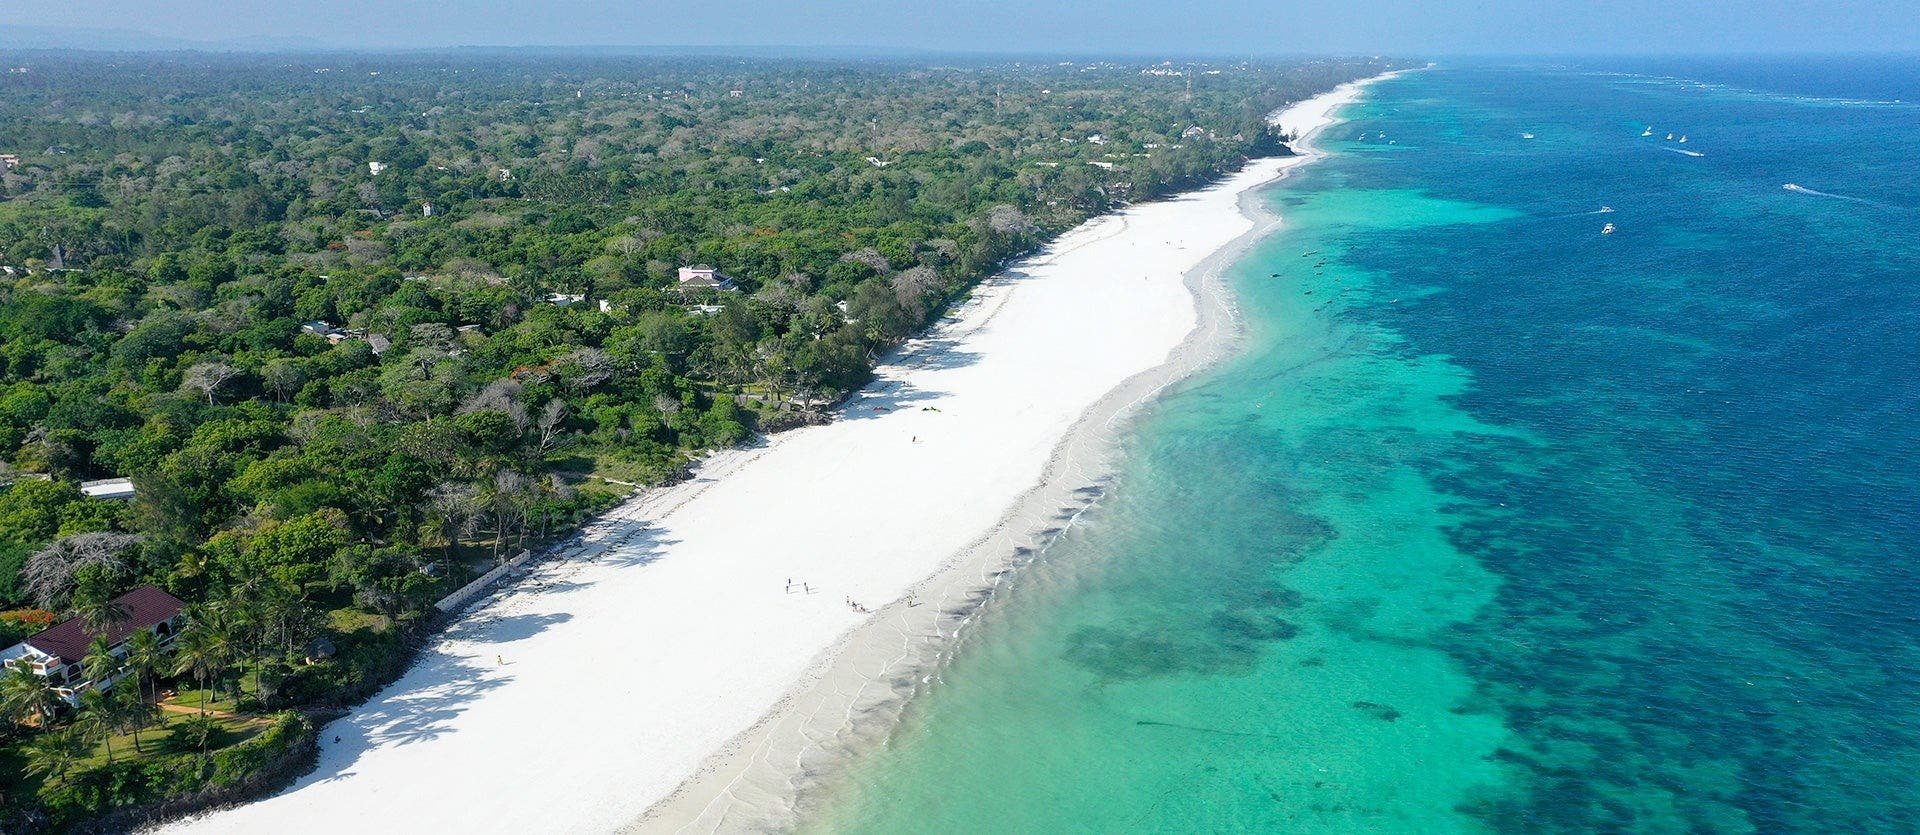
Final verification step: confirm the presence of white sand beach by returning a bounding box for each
[157,72,1396,835]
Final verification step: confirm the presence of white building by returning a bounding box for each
[79,478,136,501]
[1,586,186,707]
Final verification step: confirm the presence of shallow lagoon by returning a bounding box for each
[813,62,1920,832]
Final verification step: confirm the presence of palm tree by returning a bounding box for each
[193,599,254,703]
[122,628,163,705]
[75,689,118,764]
[2,665,65,730]
[81,636,122,692]
[70,587,128,635]
[199,608,243,703]
[23,728,90,785]
[170,625,222,717]
[426,481,480,563]
[116,685,160,754]
[483,470,529,562]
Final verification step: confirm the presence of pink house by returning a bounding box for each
[675,265,737,291]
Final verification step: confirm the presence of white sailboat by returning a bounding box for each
[1678,135,1688,143]
[1666,133,1674,140]
[1642,126,1654,136]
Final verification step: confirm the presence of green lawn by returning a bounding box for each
[75,712,267,769]
[163,686,241,714]
[575,450,670,488]
[328,608,392,635]
[0,710,272,804]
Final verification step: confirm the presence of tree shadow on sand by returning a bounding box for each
[551,518,679,569]
[291,655,515,790]
[458,610,574,644]
[281,523,690,794]
[837,379,952,420]
[317,612,573,757]
[579,524,677,569]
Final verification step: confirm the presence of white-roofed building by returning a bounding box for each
[79,477,135,501]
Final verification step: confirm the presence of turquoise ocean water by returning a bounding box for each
[810,61,1920,832]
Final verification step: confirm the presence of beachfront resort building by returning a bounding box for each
[0,585,186,707]
[676,265,738,291]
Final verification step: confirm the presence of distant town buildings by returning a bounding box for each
[0,265,87,277]
[301,320,385,351]
[676,265,737,291]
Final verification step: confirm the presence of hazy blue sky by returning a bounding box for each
[11,0,1917,54]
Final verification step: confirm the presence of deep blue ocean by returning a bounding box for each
[814,59,1920,832]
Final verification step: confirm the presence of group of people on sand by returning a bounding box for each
[844,592,919,613]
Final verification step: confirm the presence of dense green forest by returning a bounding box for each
[0,50,1382,825]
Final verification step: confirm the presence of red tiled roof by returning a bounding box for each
[25,586,185,665]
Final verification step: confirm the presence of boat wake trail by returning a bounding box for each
[1782,183,1901,209]
[1661,146,1706,158]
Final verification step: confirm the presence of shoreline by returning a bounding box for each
[153,70,1402,835]
[634,70,1406,833]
